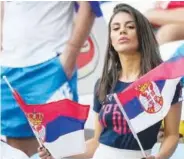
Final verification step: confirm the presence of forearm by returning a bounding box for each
[65,1,95,58]
[61,1,95,78]
[67,139,98,159]
[156,135,179,159]
[145,8,184,26]
[68,2,95,50]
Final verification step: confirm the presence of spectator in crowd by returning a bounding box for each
[38,3,182,159]
[1,1,96,157]
[145,1,184,45]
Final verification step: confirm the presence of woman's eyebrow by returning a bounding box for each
[111,20,135,27]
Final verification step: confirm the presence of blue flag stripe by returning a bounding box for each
[45,116,85,142]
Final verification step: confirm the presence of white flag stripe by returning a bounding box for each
[44,130,86,159]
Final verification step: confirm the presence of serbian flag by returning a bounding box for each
[114,44,184,133]
[3,76,90,159]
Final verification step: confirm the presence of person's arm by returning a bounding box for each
[145,8,184,26]
[60,1,95,79]
[0,1,4,52]
[38,112,102,159]
[69,112,102,159]
[155,102,182,159]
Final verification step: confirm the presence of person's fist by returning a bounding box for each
[37,147,54,159]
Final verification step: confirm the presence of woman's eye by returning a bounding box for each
[112,27,119,31]
[127,25,135,29]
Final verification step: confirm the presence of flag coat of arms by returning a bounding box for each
[7,88,90,159]
[114,44,184,133]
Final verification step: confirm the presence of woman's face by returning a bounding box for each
[110,12,139,54]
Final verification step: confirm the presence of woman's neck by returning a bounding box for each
[119,52,141,82]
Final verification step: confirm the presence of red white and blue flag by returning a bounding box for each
[3,84,90,158]
[114,44,184,133]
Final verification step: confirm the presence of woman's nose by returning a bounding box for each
[120,27,127,35]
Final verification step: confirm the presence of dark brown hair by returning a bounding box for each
[98,3,162,102]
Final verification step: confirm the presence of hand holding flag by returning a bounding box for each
[3,76,90,159]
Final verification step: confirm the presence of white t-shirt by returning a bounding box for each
[1,141,29,159]
[0,1,74,67]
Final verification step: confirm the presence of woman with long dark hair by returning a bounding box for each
[38,4,182,159]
